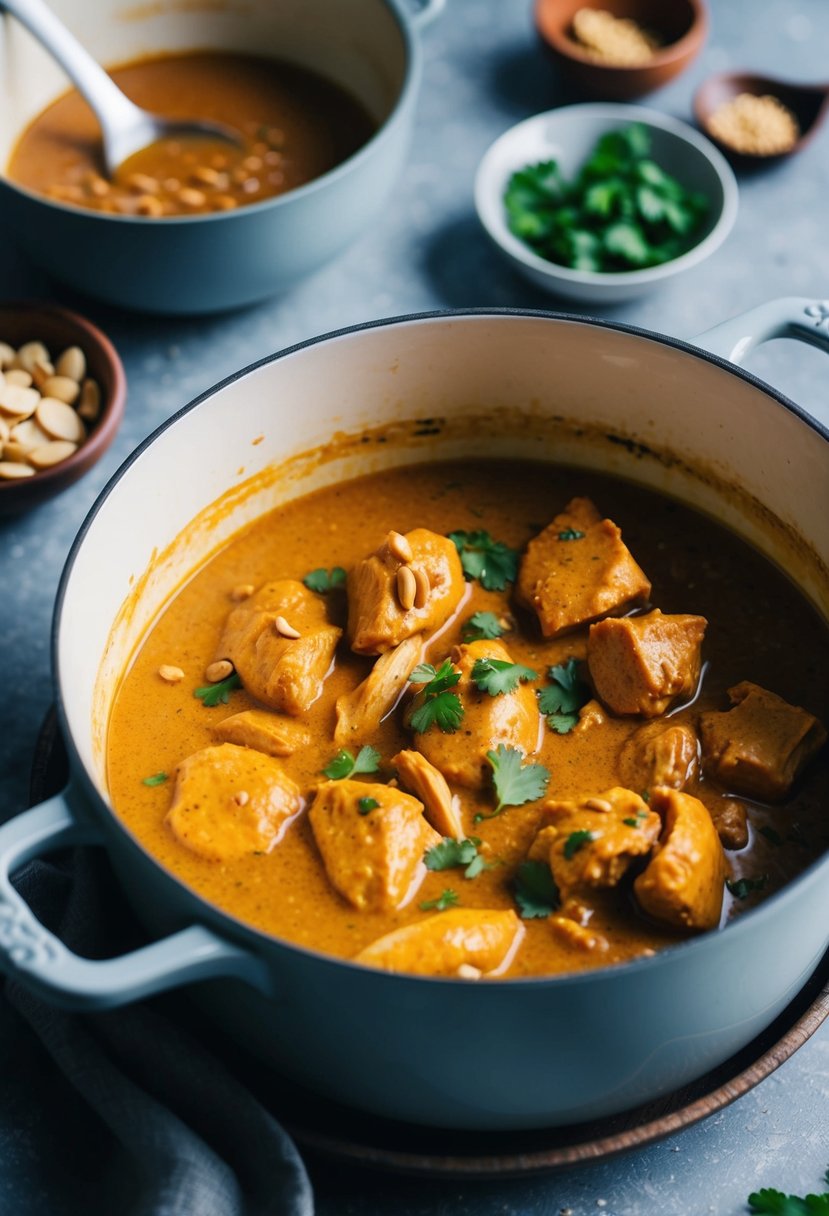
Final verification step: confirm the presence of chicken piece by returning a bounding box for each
[699,681,827,802]
[354,908,524,977]
[516,497,651,638]
[217,579,341,715]
[588,609,707,717]
[334,635,423,747]
[213,708,311,757]
[309,780,440,912]
[633,787,728,932]
[531,786,661,897]
[711,799,749,851]
[572,699,608,734]
[619,721,698,791]
[393,749,464,839]
[166,743,303,861]
[347,528,465,655]
[412,640,540,789]
[549,916,609,954]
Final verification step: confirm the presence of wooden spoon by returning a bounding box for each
[694,71,829,162]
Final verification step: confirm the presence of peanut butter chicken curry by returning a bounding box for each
[107,462,829,979]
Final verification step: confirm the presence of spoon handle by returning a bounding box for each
[1,0,144,167]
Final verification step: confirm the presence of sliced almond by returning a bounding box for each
[205,659,234,683]
[77,378,101,422]
[32,359,55,391]
[29,440,79,468]
[412,566,430,610]
[274,615,301,639]
[3,441,30,463]
[158,664,185,683]
[584,797,613,813]
[0,416,9,444]
[5,368,34,387]
[36,397,86,443]
[0,342,15,369]
[0,460,35,479]
[0,383,40,419]
[41,375,80,405]
[387,530,413,563]
[14,341,49,374]
[55,346,87,382]
[9,417,52,451]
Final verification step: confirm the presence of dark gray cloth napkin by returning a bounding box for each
[2,847,314,1216]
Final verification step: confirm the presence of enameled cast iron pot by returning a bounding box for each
[0,0,442,314]
[1,302,828,1131]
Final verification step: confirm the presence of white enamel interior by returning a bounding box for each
[57,314,829,793]
[0,0,407,162]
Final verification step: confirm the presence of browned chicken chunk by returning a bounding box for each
[217,579,341,715]
[412,639,540,788]
[309,780,441,912]
[347,528,465,655]
[588,609,707,717]
[354,908,524,976]
[699,682,827,802]
[516,497,651,638]
[711,799,749,851]
[166,743,303,861]
[530,787,661,896]
[549,916,609,954]
[619,720,699,791]
[213,708,311,757]
[393,749,464,839]
[634,787,728,932]
[334,635,423,747]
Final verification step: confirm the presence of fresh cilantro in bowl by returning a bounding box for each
[504,123,709,273]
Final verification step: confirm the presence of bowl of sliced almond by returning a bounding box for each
[0,300,126,512]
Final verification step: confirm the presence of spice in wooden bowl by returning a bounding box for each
[704,92,800,157]
[570,8,662,66]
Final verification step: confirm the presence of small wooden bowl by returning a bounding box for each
[0,301,126,514]
[535,0,708,101]
[694,72,829,165]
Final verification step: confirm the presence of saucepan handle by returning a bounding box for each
[693,296,829,365]
[0,789,271,1010]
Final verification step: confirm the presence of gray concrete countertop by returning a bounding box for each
[1,1,827,1213]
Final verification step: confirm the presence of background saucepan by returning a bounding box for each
[0,302,827,1131]
[0,0,442,314]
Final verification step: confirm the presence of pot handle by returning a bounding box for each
[693,296,829,365]
[0,789,271,1010]
[401,0,446,31]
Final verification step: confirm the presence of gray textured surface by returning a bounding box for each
[1,0,828,1212]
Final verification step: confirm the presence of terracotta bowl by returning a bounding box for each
[0,301,126,514]
[535,0,707,100]
[694,72,829,166]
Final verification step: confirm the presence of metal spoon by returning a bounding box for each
[694,70,829,162]
[2,0,240,176]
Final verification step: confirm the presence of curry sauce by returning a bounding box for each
[106,461,829,977]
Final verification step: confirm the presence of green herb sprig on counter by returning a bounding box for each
[194,672,242,707]
[504,123,709,274]
[323,745,382,781]
[408,660,465,734]
[447,530,520,591]
[513,860,559,919]
[537,658,591,734]
[747,1166,829,1214]
[303,566,347,594]
[461,611,508,642]
[471,657,537,697]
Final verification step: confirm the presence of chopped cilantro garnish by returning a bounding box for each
[419,889,459,912]
[726,875,768,901]
[142,772,168,787]
[564,829,597,860]
[461,611,507,642]
[622,817,639,828]
[485,745,549,816]
[557,528,585,541]
[536,658,591,734]
[513,860,559,919]
[303,566,346,593]
[194,672,242,707]
[471,657,537,697]
[408,660,464,734]
[323,745,382,781]
[447,530,520,591]
[424,836,492,880]
[358,797,380,815]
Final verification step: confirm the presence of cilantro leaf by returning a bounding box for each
[727,875,768,900]
[513,860,559,919]
[557,528,585,541]
[194,672,242,707]
[424,836,492,880]
[537,658,591,734]
[564,829,597,860]
[303,566,346,593]
[461,611,507,641]
[471,657,537,696]
[408,660,464,734]
[358,797,380,815]
[419,889,459,912]
[323,745,382,781]
[447,530,520,591]
[142,772,168,787]
[486,745,549,815]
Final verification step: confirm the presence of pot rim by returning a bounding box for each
[53,306,829,986]
[0,0,420,226]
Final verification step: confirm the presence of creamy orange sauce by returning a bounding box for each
[106,461,829,976]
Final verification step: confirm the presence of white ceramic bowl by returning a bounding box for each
[474,103,738,304]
